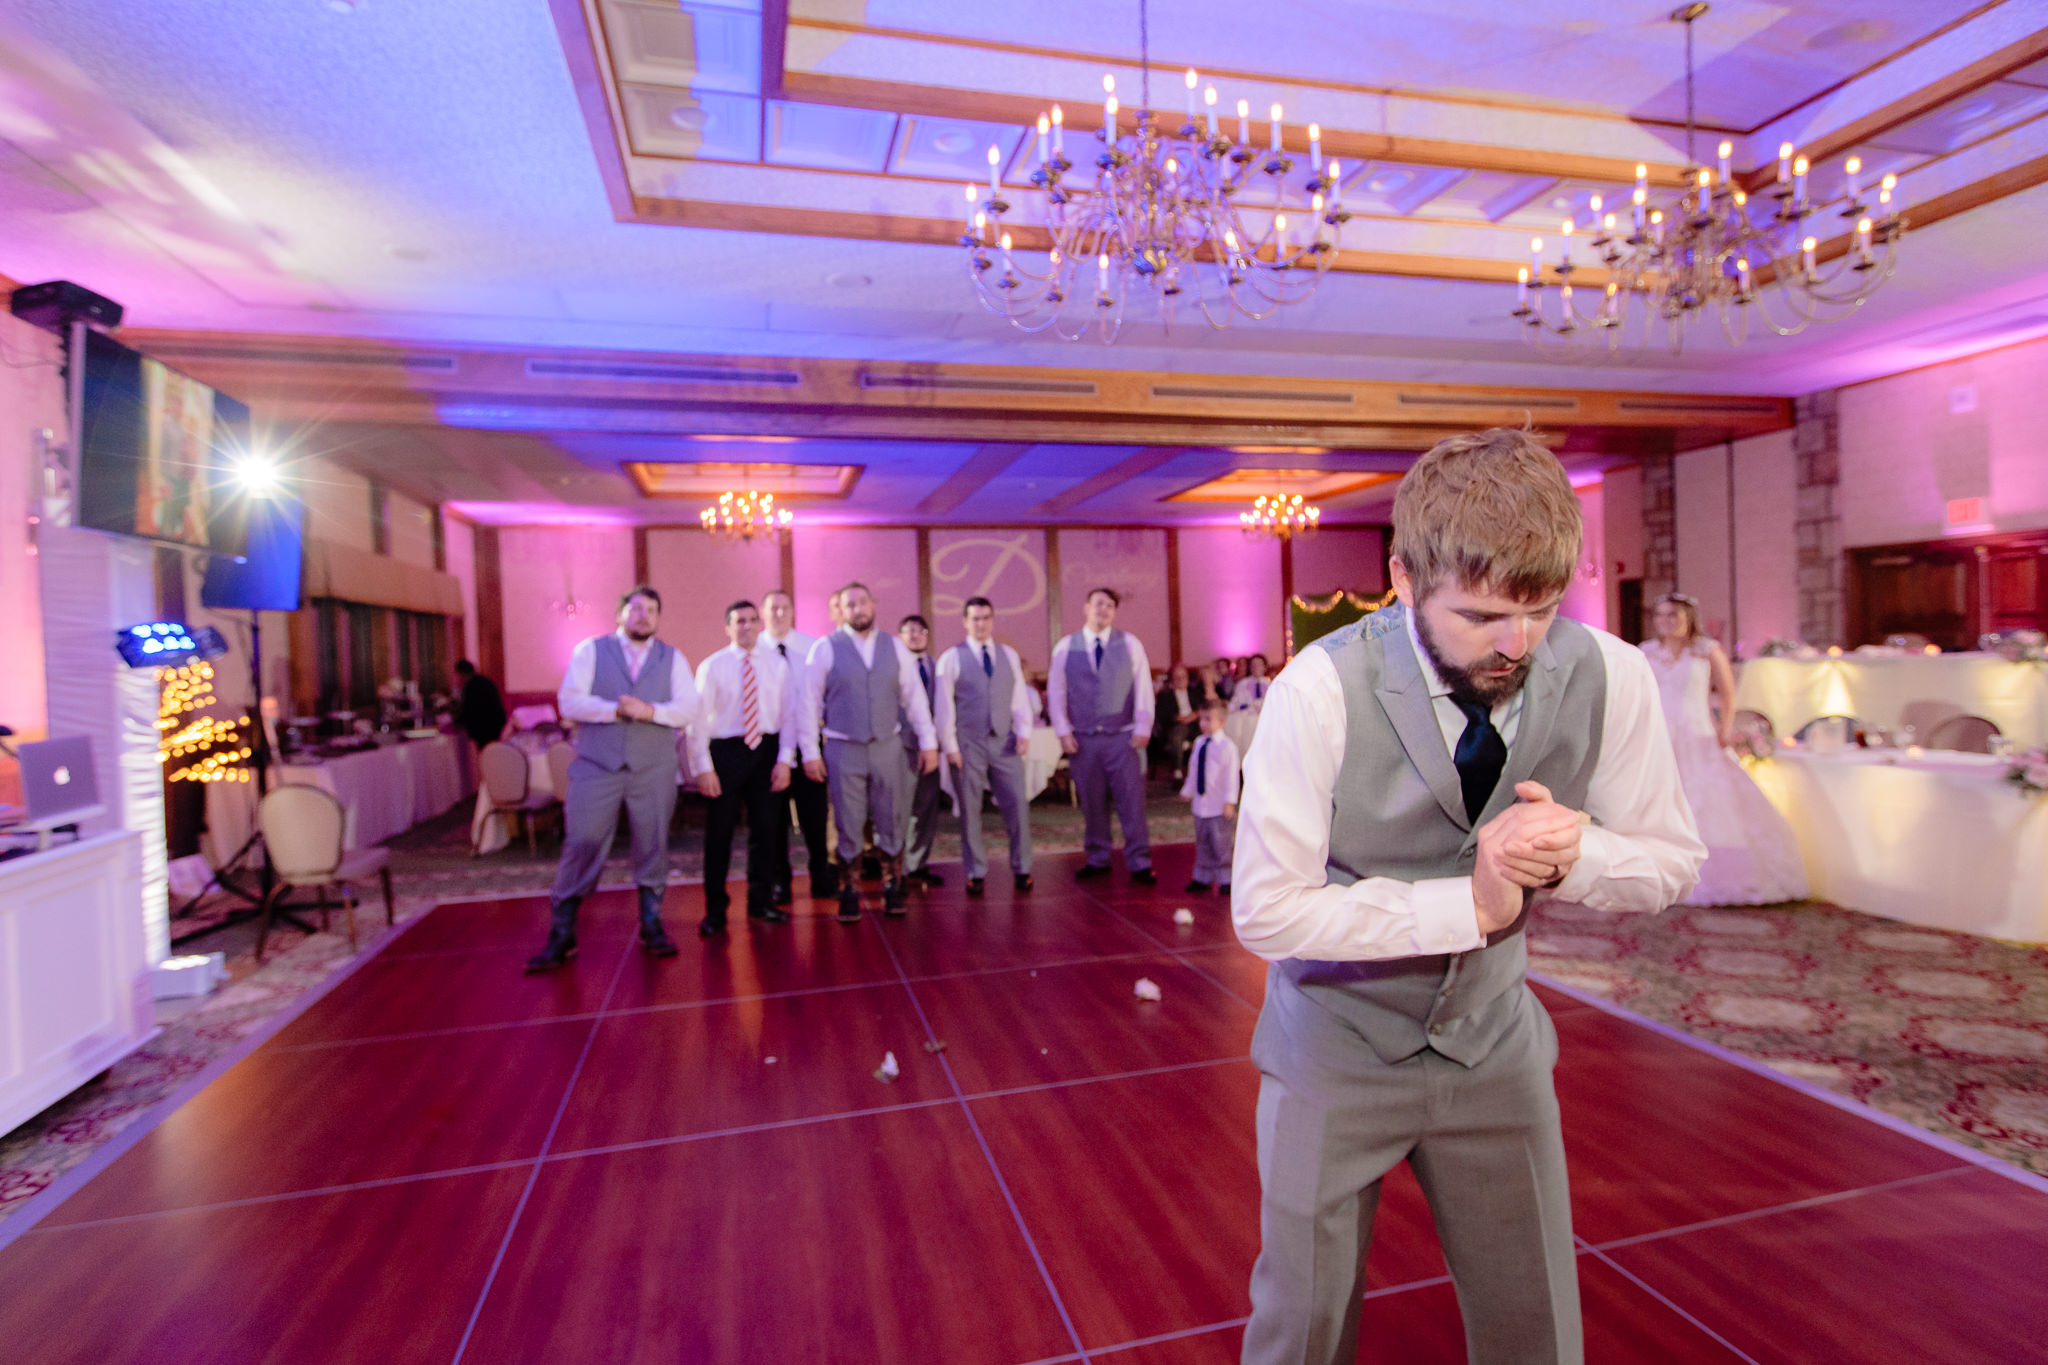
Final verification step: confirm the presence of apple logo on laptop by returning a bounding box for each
[54,767,70,786]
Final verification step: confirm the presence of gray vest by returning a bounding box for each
[901,652,937,752]
[950,640,1015,747]
[572,635,680,773]
[1278,605,1606,1067]
[823,630,900,744]
[1062,629,1136,734]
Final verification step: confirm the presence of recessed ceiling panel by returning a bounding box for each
[1423,170,1559,223]
[626,461,863,499]
[765,101,899,172]
[1340,162,1469,217]
[893,114,1029,184]
[1500,179,1638,231]
[622,85,762,161]
[1868,81,2048,156]
[603,0,761,95]
[1167,468,1399,502]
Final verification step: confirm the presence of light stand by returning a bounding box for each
[168,611,285,941]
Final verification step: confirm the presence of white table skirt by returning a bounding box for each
[1735,654,2048,747]
[1750,749,2048,942]
[204,734,473,859]
[937,726,1063,808]
[472,748,554,855]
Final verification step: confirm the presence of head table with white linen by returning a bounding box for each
[1749,747,2047,943]
[1734,653,2048,748]
[202,733,473,863]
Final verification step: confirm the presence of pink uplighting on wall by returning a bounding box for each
[1559,484,1605,632]
[1178,528,1280,664]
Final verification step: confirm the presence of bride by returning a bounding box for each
[1644,595,1808,906]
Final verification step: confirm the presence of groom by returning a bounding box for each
[1232,428,1705,1365]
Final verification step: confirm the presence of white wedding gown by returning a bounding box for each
[1644,640,1809,906]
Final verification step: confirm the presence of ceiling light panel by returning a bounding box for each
[1868,81,2048,156]
[622,86,762,161]
[603,0,762,96]
[625,461,862,499]
[766,101,900,172]
[1417,170,1560,223]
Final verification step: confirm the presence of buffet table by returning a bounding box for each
[1750,748,2048,942]
[203,733,473,861]
[1735,653,2048,747]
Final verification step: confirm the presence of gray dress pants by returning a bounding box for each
[1243,971,1582,1365]
[955,735,1032,879]
[898,743,945,874]
[825,735,908,860]
[1071,730,1151,871]
[549,755,679,904]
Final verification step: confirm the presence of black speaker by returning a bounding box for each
[9,279,124,334]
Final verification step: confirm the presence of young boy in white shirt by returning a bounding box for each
[1180,698,1240,895]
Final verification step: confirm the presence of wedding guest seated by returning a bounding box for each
[1152,662,1207,778]
[1210,655,1238,701]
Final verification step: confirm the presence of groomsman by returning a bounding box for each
[936,595,1035,896]
[527,585,698,973]
[692,600,798,936]
[1047,587,1156,885]
[897,614,946,888]
[800,581,938,920]
[761,588,833,901]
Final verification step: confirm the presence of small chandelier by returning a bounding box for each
[1514,2,1905,354]
[1241,494,1320,541]
[963,0,1346,343]
[699,490,793,541]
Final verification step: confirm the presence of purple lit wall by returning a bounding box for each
[929,528,1050,670]
[0,315,58,760]
[1177,528,1281,667]
[1603,466,1643,635]
[1559,485,1605,632]
[1056,528,1170,669]
[444,514,480,665]
[646,528,782,667]
[497,527,634,694]
[793,528,918,638]
[1289,527,1386,598]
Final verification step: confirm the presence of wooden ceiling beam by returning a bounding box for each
[914,442,1031,514]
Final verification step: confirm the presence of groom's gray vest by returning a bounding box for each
[949,641,1016,751]
[823,630,901,743]
[573,635,680,773]
[1279,604,1606,1067]
[1062,629,1136,735]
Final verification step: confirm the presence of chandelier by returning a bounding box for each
[1240,493,1321,541]
[1514,2,1905,354]
[962,0,1345,343]
[699,490,793,541]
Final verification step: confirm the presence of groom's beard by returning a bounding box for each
[1413,606,1532,709]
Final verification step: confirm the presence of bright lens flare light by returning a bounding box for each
[231,454,281,498]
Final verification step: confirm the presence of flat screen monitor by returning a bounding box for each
[73,329,253,556]
[201,489,306,612]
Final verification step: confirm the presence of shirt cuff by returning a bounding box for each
[650,702,692,729]
[1410,877,1484,955]
[1541,825,1611,907]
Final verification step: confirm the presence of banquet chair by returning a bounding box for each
[546,741,577,803]
[1926,714,2001,754]
[1794,714,1865,746]
[477,740,560,856]
[254,784,394,962]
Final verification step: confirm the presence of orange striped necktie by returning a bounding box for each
[741,650,762,749]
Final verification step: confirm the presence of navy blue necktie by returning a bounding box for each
[1195,738,1208,796]
[981,645,994,677]
[1452,697,1507,823]
[777,642,787,659]
[920,656,932,696]
[1093,639,1104,669]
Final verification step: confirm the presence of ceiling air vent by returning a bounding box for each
[1149,385,1354,404]
[1615,397,1782,414]
[1397,392,1577,410]
[146,344,458,372]
[859,373,1099,396]
[525,359,801,386]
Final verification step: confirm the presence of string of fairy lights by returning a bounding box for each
[157,660,253,783]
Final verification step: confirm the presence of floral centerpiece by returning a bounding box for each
[2006,747,2048,797]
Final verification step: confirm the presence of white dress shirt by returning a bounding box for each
[692,641,801,771]
[799,625,938,762]
[763,626,816,677]
[1231,676,1270,711]
[935,640,1036,758]
[1046,625,1155,739]
[1180,730,1241,819]
[558,630,699,731]
[1232,612,1703,963]
[1168,686,1195,720]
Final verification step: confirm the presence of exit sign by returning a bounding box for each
[1945,497,1990,534]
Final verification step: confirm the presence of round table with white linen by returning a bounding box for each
[203,733,473,862]
[1735,653,2048,747]
[1749,747,2048,942]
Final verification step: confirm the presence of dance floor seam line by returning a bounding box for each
[1025,1314,1257,1363]
[1574,1238,1768,1365]
[448,936,635,1365]
[1584,1165,1973,1253]
[872,919,1095,1365]
[1076,884,1264,1010]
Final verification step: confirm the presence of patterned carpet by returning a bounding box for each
[5,788,2044,1227]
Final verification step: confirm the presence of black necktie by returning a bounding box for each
[1195,738,1208,796]
[919,657,932,695]
[981,645,993,677]
[777,642,787,659]
[1093,638,1104,669]
[1452,697,1507,823]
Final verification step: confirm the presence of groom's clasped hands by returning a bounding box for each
[1473,780,1584,932]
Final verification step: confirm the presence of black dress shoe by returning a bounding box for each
[966,877,985,897]
[523,928,578,974]
[770,884,793,907]
[860,853,882,881]
[639,923,680,958]
[748,905,792,924]
[837,888,862,923]
[698,917,727,939]
[1130,868,1158,887]
[1075,863,1110,881]
[1217,883,1232,896]
[1185,879,1210,894]
[812,863,840,899]
[913,869,944,888]
[1014,873,1033,892]
[883,879,908,917]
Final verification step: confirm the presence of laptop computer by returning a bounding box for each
[18,736,103,832]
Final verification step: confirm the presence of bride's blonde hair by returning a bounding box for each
[1655,593,1703,644]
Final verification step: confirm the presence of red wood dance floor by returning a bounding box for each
[4,847,2046,1363]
